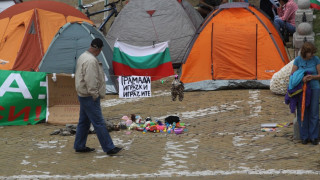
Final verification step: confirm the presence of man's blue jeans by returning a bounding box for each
[74,96,115,152]
[274,18,296,34]
[297,89,320,140]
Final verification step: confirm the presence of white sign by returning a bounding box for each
[118,76,151,98]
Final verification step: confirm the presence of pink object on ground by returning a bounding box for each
[157,125,165,130]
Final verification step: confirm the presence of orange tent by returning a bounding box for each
[0,1,92,71]
[179,2,290,91]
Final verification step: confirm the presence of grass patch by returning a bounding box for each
[314,10,320,57]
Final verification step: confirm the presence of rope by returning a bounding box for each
[149,16,159,42]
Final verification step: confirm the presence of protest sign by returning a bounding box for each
[0,70,47,125]
[118,76,151,98]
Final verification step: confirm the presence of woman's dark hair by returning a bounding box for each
[282,0,289,3]
[301,42,317,59]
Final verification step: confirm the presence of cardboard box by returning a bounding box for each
[47,74,79,125]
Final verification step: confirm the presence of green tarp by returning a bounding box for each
[0,70,47,125]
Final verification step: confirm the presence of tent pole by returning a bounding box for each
[256,24,258,80]
[211,23,214,80]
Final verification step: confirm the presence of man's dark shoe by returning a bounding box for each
[107,147,123,155]
[75,147,95,153]
[302,139,309,145]
[311,139,319,145]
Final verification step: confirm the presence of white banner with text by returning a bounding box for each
[118,76,151,98]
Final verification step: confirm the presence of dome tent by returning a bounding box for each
[0,0,92,71]
[179,2,290,91]
[105,0,203,66]
[38,22,117,94]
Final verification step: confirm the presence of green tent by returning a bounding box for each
[38,22,117,94]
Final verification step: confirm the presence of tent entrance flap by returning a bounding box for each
[212,22,257,80]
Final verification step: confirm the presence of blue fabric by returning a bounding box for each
[293,56,320,89]
[288,69,305,90]
[296,89,320,140]
[274,18,296,34]
[74,96,115,152]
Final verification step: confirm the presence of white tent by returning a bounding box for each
[106,0,203,66]
[0,0,22,13]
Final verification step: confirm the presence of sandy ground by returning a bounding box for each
[1,78,320,179]
[1,1,313,179]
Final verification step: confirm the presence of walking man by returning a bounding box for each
[74,38,122,155]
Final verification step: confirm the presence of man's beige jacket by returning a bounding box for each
[75,51,106,100]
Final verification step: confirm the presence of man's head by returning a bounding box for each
[89,38,103,56]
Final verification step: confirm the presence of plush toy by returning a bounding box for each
[135,115,144,124]
[156,125,165,131]
[131,114,136,121]
[121,115,132,126]
[128,122,138,130]
[145,117,152,122]
[171,75,184,101]
[156,119,163,125]
[121,116,130,121]
[144,121,151,127]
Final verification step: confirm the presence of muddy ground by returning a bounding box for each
[1,78,320,179]
[1,1,315,179]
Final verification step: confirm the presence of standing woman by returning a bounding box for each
[291,42,320,145]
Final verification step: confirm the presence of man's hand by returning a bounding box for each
[93,95,99,101]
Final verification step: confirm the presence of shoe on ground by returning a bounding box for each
[311,139,319,145]
[75,147,95,153]
[107,147,123,155]
[301,139,309,145]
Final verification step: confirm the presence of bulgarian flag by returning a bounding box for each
[310,0,320,10]
[112,41,174,81]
